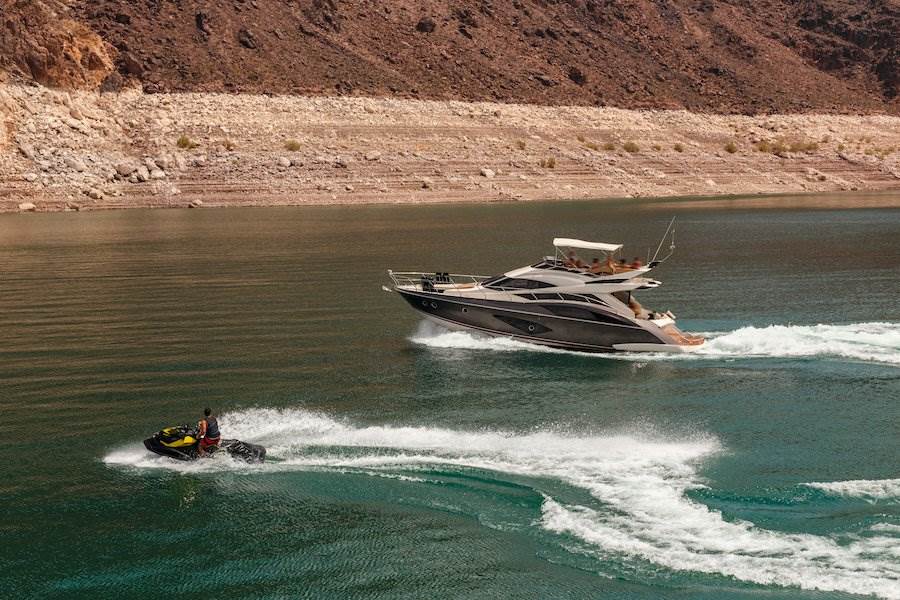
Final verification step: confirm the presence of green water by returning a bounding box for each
[1,198,898,599]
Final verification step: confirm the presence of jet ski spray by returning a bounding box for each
[143,411,265,463]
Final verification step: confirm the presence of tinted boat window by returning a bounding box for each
[544,305,634,325]
[544,305,597,320]
[486,278,553,290]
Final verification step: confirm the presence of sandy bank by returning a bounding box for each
[1,84,899,213]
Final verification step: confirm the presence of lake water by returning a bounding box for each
[1,197,898,599]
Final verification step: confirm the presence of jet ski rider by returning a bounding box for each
[197,408,221,456]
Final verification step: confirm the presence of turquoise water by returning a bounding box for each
[1,199,898,599]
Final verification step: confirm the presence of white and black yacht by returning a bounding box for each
[385,236,704,353]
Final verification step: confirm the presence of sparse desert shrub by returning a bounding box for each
[837,143,845,152]
[673,143,684,153]
[516,140,526,150]
[755,140,771,153]
[284,139,302,151]
[623,141,639,153]
[224,139,236,151]
[770,141,788,155]
[177,134,199,150]
[652,144,662,151]
[584,141,599,151]
[724,141,737,154]
[789,141,818,153]
[577,134,586,143]
[540,157,557,168]
[603,142,616,151]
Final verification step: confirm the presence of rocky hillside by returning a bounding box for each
[2,0,898,114]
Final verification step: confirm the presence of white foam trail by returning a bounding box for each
[694,322,900,365]
[411,320,900,365]
[541,499,898,598]
[106,408,899,597]
[103,444,262,473]
[804,478,900,502]
[409,321,568,354]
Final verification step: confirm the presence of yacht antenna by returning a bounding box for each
[651,217,677,263]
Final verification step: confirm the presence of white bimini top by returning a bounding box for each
[553,238,623,252]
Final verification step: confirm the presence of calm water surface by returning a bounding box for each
[1,197,898,599]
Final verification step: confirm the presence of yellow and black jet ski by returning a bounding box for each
[143,425,266,463]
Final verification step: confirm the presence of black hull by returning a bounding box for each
[398,289,667,352]
[143,438,266,463]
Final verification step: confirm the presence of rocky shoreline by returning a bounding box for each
[2,83,900,214]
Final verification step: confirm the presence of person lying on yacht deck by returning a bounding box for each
[631,257,644,269]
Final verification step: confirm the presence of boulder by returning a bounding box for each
[150,169,166,180]
[480,168,495,178]
[567,67,587,86]
[116,162,137,177]
[364,151,382,161]
[135,166,151,182]
[18,202,37,212]
[188,199,204,208]
[416,17,436,33]
[23,173,38,182]
[120,53,144,76]
[85,187,104,200]
[196,12,211,35]
[277,156,291,168]
[64,157,87,172]
[238,28,258,49]
[100,72,125,93]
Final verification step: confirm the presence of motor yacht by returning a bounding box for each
[385,235,704,353]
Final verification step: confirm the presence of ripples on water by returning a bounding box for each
[103,406,900,599]
[2,203,899,599]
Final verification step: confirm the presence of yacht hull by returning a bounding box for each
[397,288,676,353]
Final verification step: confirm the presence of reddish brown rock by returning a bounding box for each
[0,0,897,115]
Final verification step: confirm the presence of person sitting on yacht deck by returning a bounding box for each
[598,256,616,274]
[628,296,644,317]
[631,257,643,269]
[564,250,584,269]
[617,258,630,271]
[589,257,604,273]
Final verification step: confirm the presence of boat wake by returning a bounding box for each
[410,320,900,365]
[803,478,900,503]
[105,408,900,598]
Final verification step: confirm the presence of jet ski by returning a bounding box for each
[143,424,266,463]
